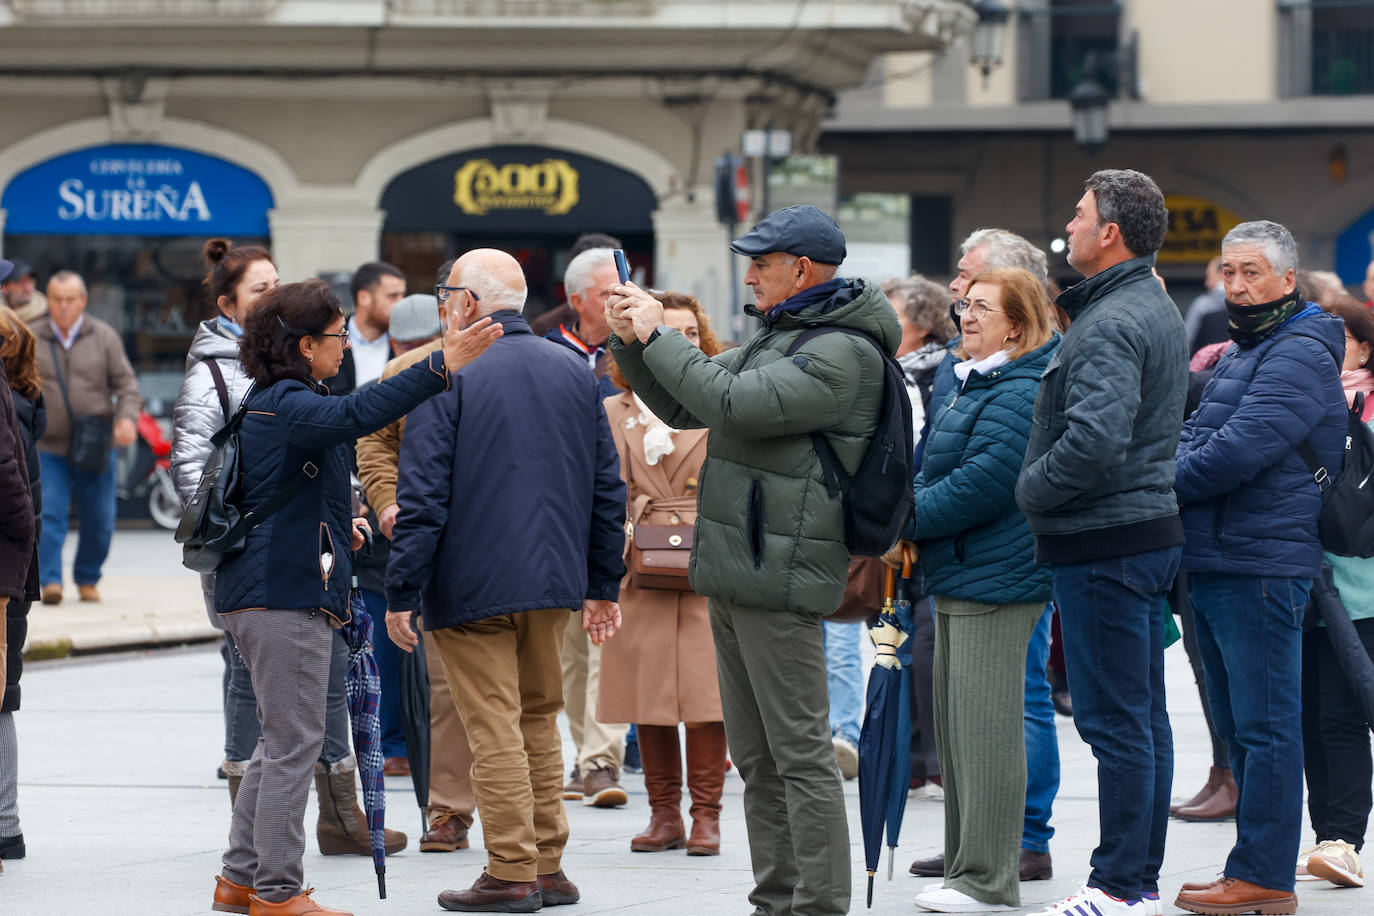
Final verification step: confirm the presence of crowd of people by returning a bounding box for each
[0,165,1372,916]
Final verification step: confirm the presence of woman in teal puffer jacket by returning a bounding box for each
[910,267,1058,914]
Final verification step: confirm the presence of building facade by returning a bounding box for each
[0,0,973,392]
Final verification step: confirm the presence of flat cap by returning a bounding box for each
[388,293,443,343]
[730,204,847,265]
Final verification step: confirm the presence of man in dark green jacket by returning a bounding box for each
[607,205,898,916]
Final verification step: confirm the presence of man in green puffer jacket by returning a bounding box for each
[607,205,897,916]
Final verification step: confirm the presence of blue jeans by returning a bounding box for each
[1189,572,1310,892]
[1023,603,1060,853]
[822,620,864,747]
[38,450,117,587]
[224,633,260,763]
[360,587,406,758]
[1052,545,1181,900]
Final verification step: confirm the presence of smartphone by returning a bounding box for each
[612,249,631,284]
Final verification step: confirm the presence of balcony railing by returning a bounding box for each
[1313,25,1374,94]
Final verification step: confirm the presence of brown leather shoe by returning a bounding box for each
[1180,877,1223,891]
[1171,766,1225,816]
[40,584,61,605]
[1176,769,1238,821]
[420,811,471,852]
[1019,848,1053,881]
[537,870,580,906]
[1174,877,1297,915]
[248,889,354,916]
[212,875,253,914]
[383,756,411,777]
[581,765,628,808]
[561,766,583,801]
[77,584,100,602]
[909,853,945,877]
[437,872,542,913]
[685,723,726,856]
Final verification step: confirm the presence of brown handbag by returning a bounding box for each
[626,494,696,591]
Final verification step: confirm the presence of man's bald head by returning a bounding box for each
[448,248,527,316]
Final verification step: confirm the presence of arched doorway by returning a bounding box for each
[380,145,658,318]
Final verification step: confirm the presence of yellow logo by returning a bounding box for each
[453,158,580,216]
[1159,195,1243,264]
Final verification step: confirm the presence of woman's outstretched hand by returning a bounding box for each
[442,313,504,371]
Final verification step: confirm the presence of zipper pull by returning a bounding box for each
[321,551,334,589]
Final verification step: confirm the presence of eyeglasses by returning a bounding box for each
[313,331,350,343]
[435,285,480,305]
[952,298,1004,319]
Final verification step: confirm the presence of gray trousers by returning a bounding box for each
[709,599,850,916]
[221,608,334,902]
[0,712,18,837]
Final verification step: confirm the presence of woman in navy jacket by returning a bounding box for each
[210,279,500,916]
[910,268,1057,914]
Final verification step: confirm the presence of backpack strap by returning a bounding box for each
[785,326,889,499]
[226,458,320,543]
[1279,330,1347,493]
[204,358,232,425]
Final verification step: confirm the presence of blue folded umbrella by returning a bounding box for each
[339,586,387,899]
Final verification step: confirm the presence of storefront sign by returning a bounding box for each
[1158,195,1242,265]
[2,144,273,235]
[382,145,655,234]
[454,158,580,215]
[1336,209,1374,287]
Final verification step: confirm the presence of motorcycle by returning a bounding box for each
[117,409,181,530]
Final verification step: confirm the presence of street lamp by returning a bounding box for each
[968,0,1011,87]
[1067,33,1140,151]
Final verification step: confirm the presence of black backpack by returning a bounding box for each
[785,327,915,556]
[174,388,318,573]
[1298,391,1374,558]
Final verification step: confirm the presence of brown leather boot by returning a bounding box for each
[631,724,686,852]
[313,759,407,856]
[685,722,727,856]
[248,889,354,916]
[1176,768,1237,821]
[1173,877,1296,915]
[437,872,541,912]
[1171,765,1223,816]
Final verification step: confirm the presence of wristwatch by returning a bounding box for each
[647,325,671,346]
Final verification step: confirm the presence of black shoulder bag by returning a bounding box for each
[50,337,114,471]
[175,392,319,573]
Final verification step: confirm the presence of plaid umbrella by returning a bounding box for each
[340,584,388,899]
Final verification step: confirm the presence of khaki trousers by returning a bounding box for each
[560,612,628,773]
[432,608,570,882]
[421,624,475,828]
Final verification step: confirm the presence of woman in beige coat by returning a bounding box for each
[598,290,728,856]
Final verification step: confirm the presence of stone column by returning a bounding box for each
[651,190,746,342]
[268,194,384,283]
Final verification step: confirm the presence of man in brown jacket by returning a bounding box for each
[355,277,478,854]
[30,270,140,605]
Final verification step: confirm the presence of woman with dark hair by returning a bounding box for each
[599,291,728,856]
[1297,297,1374,888]
[910,267,1059,913]
[209,279,500,916]
[0,303,42,868]
[172,239,278,796]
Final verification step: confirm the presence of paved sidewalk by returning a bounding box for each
[7,528,1371,914]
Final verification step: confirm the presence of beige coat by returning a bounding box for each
[597,392,722,726]
[30,314,140,457]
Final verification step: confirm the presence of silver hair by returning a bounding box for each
[563,247,616,299]
[883,274,957,343]
[1222,220,1299,276]
[48,269,87,296]
[456,264,527,314]
[959,229,1049,288]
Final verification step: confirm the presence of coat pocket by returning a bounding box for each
[318,522,336,592]
[748,479,765,570]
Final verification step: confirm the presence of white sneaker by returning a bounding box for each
[1026,885,1147,916]
[920,781,945,800]
[833,736,858,780]
[914,885,1015,913]
[1296,842,1323,881]
[1140,892,1162,916]
[1306,838,1364,887]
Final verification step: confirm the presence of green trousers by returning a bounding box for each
[933,598,1043,907]
[709,599,851,916]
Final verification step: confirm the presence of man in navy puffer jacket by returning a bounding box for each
[1172,221,1347,916]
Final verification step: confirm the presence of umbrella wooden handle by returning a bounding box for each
[901,542,914,579]
[884,563,896,602]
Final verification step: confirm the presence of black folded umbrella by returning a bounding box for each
[1310,563,1374,726]
[397,609,431,837]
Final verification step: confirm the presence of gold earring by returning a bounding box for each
[308,355,314,362]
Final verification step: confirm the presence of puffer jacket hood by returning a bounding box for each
[611,277,900,616]
[1175,304,1347,578]
[914,335,1057,604]
[171,319,255,505]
